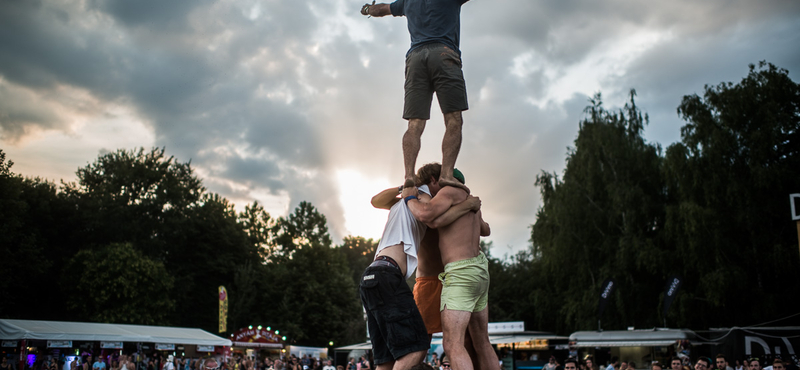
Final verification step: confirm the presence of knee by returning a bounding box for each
[406,119,426,136]
[443,113,463,129]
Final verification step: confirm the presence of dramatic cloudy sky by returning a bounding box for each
[1,0,799,257]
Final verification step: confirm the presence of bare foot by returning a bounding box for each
[439,177,470,194]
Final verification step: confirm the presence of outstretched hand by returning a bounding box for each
[360,0,376,16]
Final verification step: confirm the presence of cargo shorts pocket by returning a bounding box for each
[359,274,384,310]
[385,309,421,347]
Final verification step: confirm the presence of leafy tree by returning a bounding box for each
[662,61,800,328]
[0,150,76,320]
[62,242,174,324]
[64,147,204,259]
[338,235,378,288]
[530,91,667,333]
[258,203,364,347]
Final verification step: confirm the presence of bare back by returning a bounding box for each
[437,187,482,265]
[417,228,443,277]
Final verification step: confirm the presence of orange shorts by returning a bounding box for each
[413,276,443,334]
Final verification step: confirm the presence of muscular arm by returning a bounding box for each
[370,187,401,210]
[361,3,392,17]
[402,186,457,223]
[427,195,480,229]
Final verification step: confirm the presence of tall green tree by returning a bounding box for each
[258,202,363,347]
[0,150,76,320]
[531,91,668,333]
[338,235,378,288]
[662,61,800,328]
[64,147,204,259]
[63,243,174,324]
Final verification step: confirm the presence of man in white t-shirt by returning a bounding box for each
[321,360,334,370]
[361,181,479,370]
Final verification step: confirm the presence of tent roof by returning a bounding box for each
[569,328,694,347]
[0,319,231,346]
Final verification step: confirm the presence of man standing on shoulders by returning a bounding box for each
[365,178,480,370]
[360,0,473,192]
[403,163,495,370]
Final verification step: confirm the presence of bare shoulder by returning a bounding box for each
[439,185,468,202]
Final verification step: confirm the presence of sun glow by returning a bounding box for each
[336,169,393,240]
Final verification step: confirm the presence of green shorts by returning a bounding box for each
[438,252,489,312]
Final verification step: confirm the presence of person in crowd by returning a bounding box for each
[93,357,106,370]
[716,356,733,370]
[748,359,761,370]
[672,358,684,370]
[621,362,628,370]
[652,362,663,370]
[565,359,579,370]
[771,360,785,370]
[585,356,597,370]
[322,360,334,370]
[544,357,558,370]
[734,361,743,370]
[627,363,635,370]
[696,358,713,370]
[358,357,369,370]
[607,358,620,370]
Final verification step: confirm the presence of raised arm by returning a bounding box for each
[427,195,481,229]
[360,2,392,17]
[371,187,401,210]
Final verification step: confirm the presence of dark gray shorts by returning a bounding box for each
[360,263,429,364]
[403,43,468,120]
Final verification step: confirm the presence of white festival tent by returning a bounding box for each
[0,319,232,346]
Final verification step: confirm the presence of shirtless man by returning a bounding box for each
[365,182,480,370]
[402,163,497,370]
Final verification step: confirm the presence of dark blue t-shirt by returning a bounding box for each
[390,0,469,56]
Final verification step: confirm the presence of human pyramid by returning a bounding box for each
[358,2,499,370]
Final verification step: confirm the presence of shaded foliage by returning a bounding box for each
[63,243,174,324]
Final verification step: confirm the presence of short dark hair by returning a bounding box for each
[564,359,578,367]
[409,364,435,370]
[612,358,619,364]
[772,360,783,366]
[671,358,682,364]
[416,163,441,186]
[697,358,712,368]
[716,355,727,362]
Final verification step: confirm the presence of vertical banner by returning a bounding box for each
[597,278,616,318]
[662,274,683,318]
[219,286,228,333]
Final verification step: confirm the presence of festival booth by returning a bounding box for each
[229,327,284,360]
[334,322,567,370]
[0,319,232,370]
[569,328,696,369]
[430,322,568,370]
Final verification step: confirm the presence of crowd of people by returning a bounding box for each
[8,353,347,370]
[528,355,796,370]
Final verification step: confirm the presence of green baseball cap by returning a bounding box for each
[453,168,465,184]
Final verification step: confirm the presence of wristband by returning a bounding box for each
[404,195,417,204]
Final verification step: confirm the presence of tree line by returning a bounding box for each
[1,61,798,342]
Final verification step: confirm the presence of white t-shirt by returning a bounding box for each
[375,184,431,279]
[323,366,335,370]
